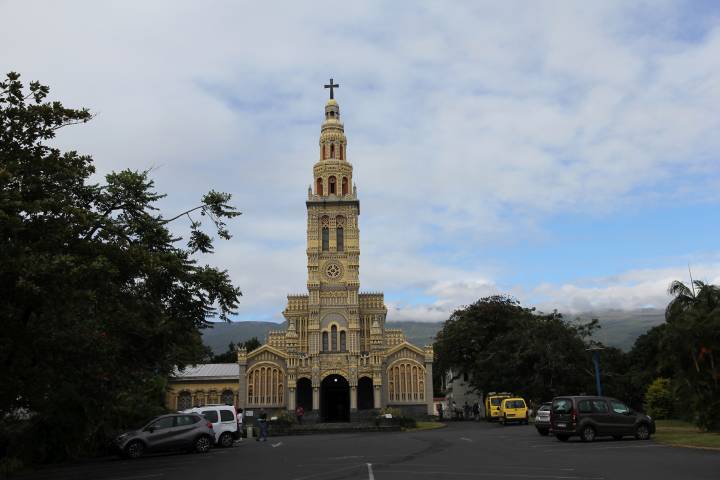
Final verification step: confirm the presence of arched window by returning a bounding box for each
[339,144,344,160]
[322,331,329,351]
[340,331,346,352]
[178,391,192,410]
[221,389,234,405]
[387,361,426,403]
[331,325,337,352]
[328,176,336,194]
[194,390,206,407]
[247,364,285,405]
[322,144,326,159]
[336,226,344,252]
[342,177,348,195]
[330,144,335,158]
[322,227,329,251]
[316,178,323,195]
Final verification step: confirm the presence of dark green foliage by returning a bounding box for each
[663,281,720,431]
[0,72,241,465]
[434,296,598,403]
[210,337,261,362]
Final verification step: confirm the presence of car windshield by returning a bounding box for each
[552,398,573,414]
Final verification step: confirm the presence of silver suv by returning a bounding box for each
[115,413,215,458]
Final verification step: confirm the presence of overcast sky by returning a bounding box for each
[2,0,719,322]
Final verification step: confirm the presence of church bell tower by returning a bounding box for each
[305,78,362,355]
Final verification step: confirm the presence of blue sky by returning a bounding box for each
[2,0,719,322]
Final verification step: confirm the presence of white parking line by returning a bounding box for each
[272,441,283,448]
[367,463,375,480]
[460,437,473,442]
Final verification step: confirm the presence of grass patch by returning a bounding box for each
[404,421,447,432]
[654,419,720,450]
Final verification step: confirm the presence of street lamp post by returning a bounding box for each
[587,346,605,396]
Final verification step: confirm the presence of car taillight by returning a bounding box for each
[571,409,577,424]
[207,422,213,429]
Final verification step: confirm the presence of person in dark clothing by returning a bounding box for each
[472,402,480,421]
[295,405,305,425]
[437,403,444,421]
[256,409,268,442]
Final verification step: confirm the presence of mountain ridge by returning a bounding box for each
[202,309,665,354]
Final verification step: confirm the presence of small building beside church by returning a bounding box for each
[167,83,434,421]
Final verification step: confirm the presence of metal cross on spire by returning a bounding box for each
[324,78,339,99]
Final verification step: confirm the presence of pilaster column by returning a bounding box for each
[350,386,357,411]
[312,387,320,411]
[288,388,296,412]
[373,385,381,409]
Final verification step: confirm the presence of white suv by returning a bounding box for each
[183,405,238,447]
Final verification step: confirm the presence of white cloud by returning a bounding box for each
[2,1,719,321]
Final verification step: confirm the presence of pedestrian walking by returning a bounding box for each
[472,402,480,421]
[256,409,268,442]
[437,403,444,421]
[236,407,244,442]
[463,401,471,421]
[295,405,305,425]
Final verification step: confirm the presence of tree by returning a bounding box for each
[209,337,261,362]
[645,378,674,419]
[663,280,720,430]
[0,72,242,464]
[434,296,598,403]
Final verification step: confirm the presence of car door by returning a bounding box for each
[590,399,612,435]
[201,409,220,441]
[144,416,177,451]
[173,415,201,447]
[609,400,635,435]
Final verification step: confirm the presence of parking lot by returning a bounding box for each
[17,420,720,480]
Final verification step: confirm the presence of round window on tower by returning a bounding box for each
[324,262,343,280]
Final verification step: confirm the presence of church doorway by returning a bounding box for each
[357,377,374,410]
[320,374,350,422]
[296,378,312,412]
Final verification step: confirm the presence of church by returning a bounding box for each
[167,81,434,421]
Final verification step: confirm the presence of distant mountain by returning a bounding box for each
[202,309,666,354]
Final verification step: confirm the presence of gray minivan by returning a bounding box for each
[550,396,655,442]
[115,413,215,458]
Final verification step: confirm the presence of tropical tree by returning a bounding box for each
[434,296,598,403]
[0,72,242,464]
[663,280,720,430]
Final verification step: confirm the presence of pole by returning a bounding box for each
[592,350,603,396]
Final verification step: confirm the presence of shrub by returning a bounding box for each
[645,378,674,419]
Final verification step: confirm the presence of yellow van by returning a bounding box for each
[484,392,512,421]
[500,397,529,425]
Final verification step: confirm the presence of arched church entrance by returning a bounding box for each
[357,377,374,410]
[320,374,350,422]
[296,378,312,412]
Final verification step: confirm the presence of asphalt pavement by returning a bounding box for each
[14,420,720,480]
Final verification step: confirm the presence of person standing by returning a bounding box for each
[472,402,480,421]
[437,403,444,421]
[236,408,244,442]
[295,405,305,425]
[256,409,268,442]
[463,401,471,421]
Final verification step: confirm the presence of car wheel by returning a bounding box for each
[537,428,549,436]
[635,424,651,440]
[194,435,212,453]
[556,434,569,442]
[125,440,145,459]
[581,425,596,442]
[613,435,623,440]
[219,432,233,448]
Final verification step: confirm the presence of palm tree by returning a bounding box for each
[664,280,720,430]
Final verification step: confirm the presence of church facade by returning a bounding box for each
[167,84,433,421]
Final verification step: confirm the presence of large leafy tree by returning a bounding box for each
[664,280,720,430]
[434,296,598,403]
[0,72,241,463]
